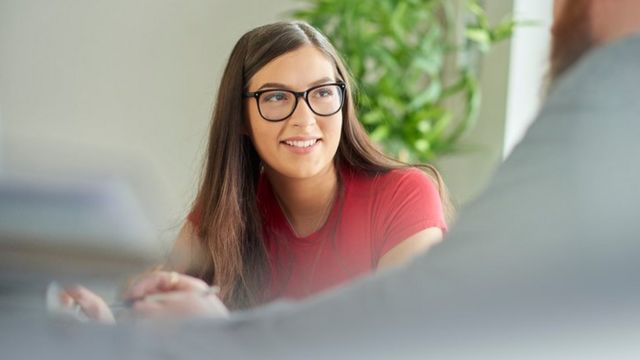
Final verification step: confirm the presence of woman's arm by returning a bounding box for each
[164,221,204,273]
[377,227,443,270]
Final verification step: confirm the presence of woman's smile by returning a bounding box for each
[280,137,322,154]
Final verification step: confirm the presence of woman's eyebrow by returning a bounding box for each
[256,77,335,91]
[256,82,288,90]
[308,77,335,87]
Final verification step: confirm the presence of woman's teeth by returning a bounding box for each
[284,139,318,148]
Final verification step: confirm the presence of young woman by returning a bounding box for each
[64,21,451,318]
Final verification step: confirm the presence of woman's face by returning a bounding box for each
[245,45,343,181]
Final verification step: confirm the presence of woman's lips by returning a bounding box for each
[280,138,321,154]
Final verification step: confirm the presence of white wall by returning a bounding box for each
[0,0,296,244]
[504,0,553,158]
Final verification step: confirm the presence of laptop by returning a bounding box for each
[0,176,162,278]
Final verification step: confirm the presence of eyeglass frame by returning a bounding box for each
[243,82,347,122]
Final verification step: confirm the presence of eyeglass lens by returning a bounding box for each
[258,84,343,121]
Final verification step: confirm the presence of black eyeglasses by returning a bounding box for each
[243,82,346,122]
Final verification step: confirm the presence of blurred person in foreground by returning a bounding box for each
[3,0,640,358]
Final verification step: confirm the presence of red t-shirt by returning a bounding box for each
[189,167,447,303]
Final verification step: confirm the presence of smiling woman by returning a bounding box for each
[178,21,451,310]
[64,21,452,317]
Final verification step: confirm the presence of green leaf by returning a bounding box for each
[466,0,485,18]
[412,56,442,76]
[361,109,385,125]
[390,2,408,41]
[370,124,390,142]
[408,81,441,111]
[491,17,516,42]
[414,139,431,152]
[417,120,432,134]
[370,45,401,73]
[425,112,452,143]
[465,27,491,52]
[466,0,489,28]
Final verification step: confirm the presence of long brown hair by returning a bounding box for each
[191,21,452,309]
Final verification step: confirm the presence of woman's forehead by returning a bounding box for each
[247,45,338,90]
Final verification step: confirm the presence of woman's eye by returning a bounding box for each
[263,92,289,102]
[313,87,335,98]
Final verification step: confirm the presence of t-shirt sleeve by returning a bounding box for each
[187,205,201,229]
[375,169,448,259]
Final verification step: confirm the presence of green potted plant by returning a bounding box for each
[293,0,514,161]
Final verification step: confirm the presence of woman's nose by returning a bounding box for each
[288,97,317,127]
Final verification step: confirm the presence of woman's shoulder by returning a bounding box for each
[342,166,436,195]
[344,166,430,184]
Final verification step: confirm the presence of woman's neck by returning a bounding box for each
[266,165,338,237]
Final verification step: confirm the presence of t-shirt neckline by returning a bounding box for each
[262,172,345,243]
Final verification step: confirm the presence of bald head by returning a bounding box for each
[550,0,640,81]
[590,0,640,44]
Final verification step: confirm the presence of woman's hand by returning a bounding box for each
[125,271,229,319]
[60,286,115,324]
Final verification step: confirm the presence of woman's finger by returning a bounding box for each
[64,286,115,323]
[131,298,165,317]
[131,291,229,318]
[125,271,209,300]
